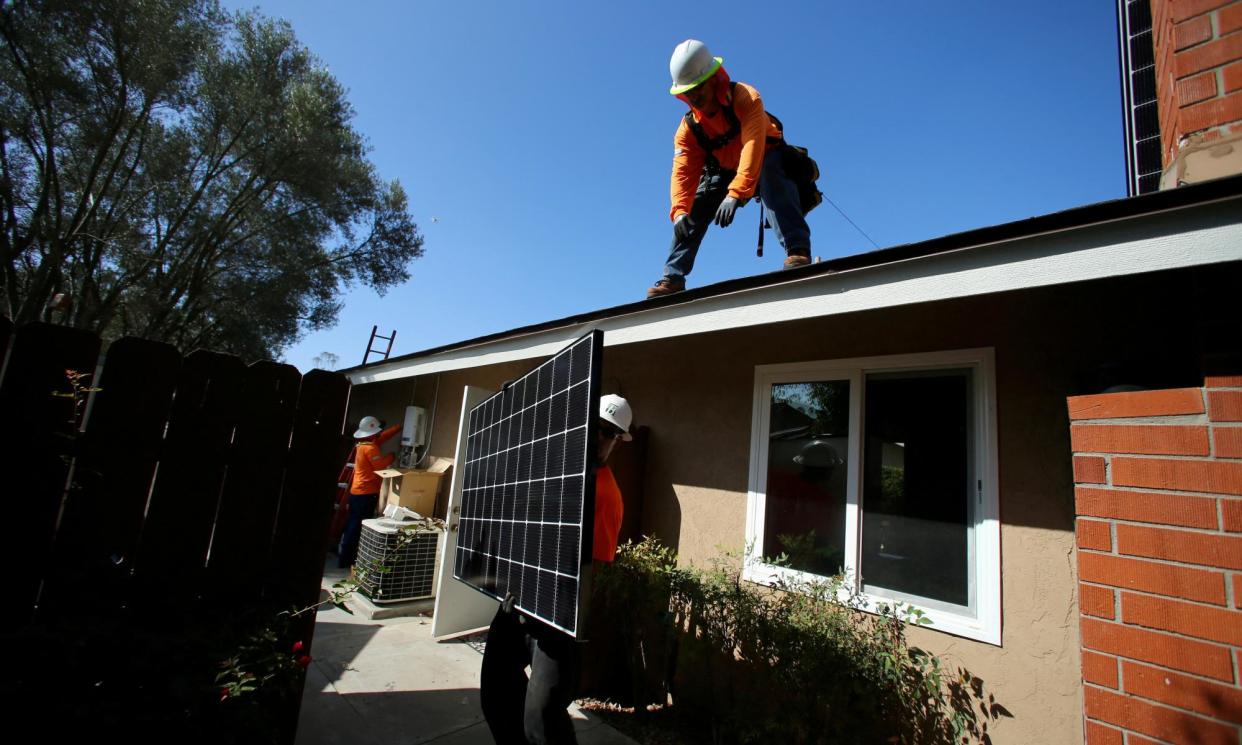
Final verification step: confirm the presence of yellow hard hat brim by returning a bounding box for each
[669,56,723,95]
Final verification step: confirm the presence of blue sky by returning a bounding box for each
[222,1,1126,371]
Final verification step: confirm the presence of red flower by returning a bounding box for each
[219,687,231,702]
[296,655,312,668]
[291,640,305,653]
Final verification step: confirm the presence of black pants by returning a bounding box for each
[338,492,377,568]
[480,607,581,745]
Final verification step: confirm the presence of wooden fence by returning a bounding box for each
[0,317,351,742]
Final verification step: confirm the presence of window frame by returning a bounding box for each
[743,348,1001,645]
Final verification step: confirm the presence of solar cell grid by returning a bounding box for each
[1119,0,1160,195]
[453,331,602,636]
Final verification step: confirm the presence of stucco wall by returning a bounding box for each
[348,263,1239,744]
[593,296,1078,743]
[344,359,533,518]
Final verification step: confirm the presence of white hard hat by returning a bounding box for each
[794,440,842,469]
[354,415,382,439]
[669,39,723,95]
[599,394,633,441]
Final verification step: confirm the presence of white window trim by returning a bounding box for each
[743,348,1001,646]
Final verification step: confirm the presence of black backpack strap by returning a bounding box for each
[683,82,743,163]
[685,83,784,158]
[683,109,741,153]
[683,110,711,152]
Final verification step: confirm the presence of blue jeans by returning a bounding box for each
[338,492,378,568]
[662,143,812,281]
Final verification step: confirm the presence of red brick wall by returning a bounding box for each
[1068,375,1242,743]
[1151,0,1242,166]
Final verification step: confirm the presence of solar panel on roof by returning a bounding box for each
[453,330,602,636]
[1118,0,1161,195]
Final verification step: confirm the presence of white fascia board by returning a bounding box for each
[350,330,590,384]
[349,206,1242,385]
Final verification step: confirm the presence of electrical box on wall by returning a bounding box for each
[403,405,427,448]
[399,406,427,467]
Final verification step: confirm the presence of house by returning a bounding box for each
[342,172,1242,744]
[341,4,1242,740]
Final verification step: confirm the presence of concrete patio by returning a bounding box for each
[294,563,637,745]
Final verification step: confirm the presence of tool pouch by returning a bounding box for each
[781,144,824,216]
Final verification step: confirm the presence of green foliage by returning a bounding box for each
[217,516,445,702]
[878,465,906,510]
[594,537,1011,745]
[51,367,101,428]
[773,381,849,436]
[0,0,425,359]
[8,597,302,743]
[215,616,309,703]
[772,529,843,577]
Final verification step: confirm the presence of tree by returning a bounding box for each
[0,0,424,360]
[311,351,338,370]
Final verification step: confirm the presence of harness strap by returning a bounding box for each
[684,82,782,169]
[681,82,790,260]
[684,103,741,153]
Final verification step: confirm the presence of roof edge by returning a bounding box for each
[341,173,1242,375]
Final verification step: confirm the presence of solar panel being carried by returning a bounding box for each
[453,330,602,636]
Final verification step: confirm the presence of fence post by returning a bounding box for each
[38,337,183,622]
[130,349,245,612]
[266,368,351,744]
[205,360,302,607]
[0,322,101,627]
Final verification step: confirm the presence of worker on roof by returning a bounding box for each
[339,415,401,569]
[647,39,813,298]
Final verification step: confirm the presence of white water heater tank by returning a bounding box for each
[402,405,427,449]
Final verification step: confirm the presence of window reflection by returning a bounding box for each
[764,381,849,576]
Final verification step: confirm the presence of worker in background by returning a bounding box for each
[647,39,812,298]
[339,415,401,569]
[480,394,633,745]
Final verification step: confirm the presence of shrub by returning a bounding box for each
[594,537,1010,745]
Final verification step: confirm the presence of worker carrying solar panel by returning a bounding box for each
[479,394,634,745]
[648,39,821,298]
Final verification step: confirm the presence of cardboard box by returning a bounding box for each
[376,457,453,516]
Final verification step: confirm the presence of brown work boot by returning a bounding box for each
[646,276,685,298]
[783,252,811,269]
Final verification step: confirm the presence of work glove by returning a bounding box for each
[673,213,695,242]
[713,196,747,228]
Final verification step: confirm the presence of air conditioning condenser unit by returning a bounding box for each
[356,518,445,604]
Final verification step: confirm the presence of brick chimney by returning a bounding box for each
[1151,0,1242,186]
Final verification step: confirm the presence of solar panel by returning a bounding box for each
[453,330,602,636]
[1118,0,1161,195]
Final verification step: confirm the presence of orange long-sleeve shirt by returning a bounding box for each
[670,80,783,222]
[351,424,401,495]
[593,466,624,563]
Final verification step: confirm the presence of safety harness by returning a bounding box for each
[683,82,817,257]
[682,82,782,172]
